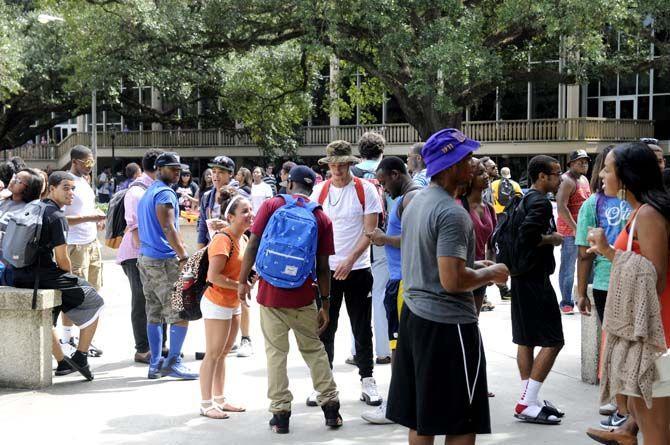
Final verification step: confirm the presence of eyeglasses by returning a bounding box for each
[547,171,563,177]
[641,137,659,145]
[76,159,95,168]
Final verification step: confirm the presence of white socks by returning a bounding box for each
[61,326,73,343]
[521,379,542,406]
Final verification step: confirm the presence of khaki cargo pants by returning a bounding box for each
[68,240,103,291]
[260,302,339,413]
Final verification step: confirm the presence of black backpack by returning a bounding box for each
[104,181,147,248]
[497,178,515,208]
[491,193,535,276]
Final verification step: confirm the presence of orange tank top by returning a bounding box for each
[557,176,591,236]
[613,207,670,346]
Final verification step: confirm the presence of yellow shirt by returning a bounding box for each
[490,179,523,214]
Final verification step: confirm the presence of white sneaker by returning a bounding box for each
[599,402,617,416]
[361,401,394,424]
[236,338,253,357]
[361,377,382,406]
[306,390,320,407]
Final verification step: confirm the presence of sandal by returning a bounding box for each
[200,401,229,419]
[214,396,246,412]
[514,406,561,425]
[542,400,565,418]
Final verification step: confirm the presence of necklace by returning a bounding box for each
[327,187,345,206]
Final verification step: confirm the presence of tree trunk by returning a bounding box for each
[390,89,464,141]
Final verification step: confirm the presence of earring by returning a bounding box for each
[617,185,627,201]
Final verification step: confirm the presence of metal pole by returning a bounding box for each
[91,90,98,190]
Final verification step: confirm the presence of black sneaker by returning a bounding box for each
[269,411,290,434]
[64,350,94,381]
[322,401,343,428]
[345,355,358,366]
[54,359,75,376]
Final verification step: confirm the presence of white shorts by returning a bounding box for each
[200,296,241,320]
[653,351,670,397]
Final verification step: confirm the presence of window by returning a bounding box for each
[471,92,496,121]
[653,95,670,139]
[500,82,528,119]
[531,79,558,119]
[653,70,670,94]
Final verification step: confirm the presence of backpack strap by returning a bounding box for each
[352,177,366,210]
[279,194,296,207]
[31,201,50,310]
[128,180,148,190]
[317,180,331,205]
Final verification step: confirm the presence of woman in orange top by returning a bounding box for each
[588,142,670,444]
[199,188,255,419]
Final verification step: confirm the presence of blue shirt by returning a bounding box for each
[385,197,402,280]
[138,180,179,259]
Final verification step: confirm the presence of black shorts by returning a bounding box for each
[511,273,564,347]
[383,279,403,349]
[386,305,491,436]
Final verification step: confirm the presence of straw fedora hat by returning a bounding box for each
[318,140,361,165]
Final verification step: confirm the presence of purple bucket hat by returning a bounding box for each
[421,128,480,177]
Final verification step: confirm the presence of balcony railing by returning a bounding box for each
[37,118,653,161]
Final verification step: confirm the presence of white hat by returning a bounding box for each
[501,167,511,179]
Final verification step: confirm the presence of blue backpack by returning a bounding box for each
[256,195,320,288]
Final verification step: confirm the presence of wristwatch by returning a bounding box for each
[321,295,330,302]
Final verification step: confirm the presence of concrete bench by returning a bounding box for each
[0,287,61,389]
[580,285,602,384]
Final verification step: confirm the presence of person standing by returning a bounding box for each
[61,145,106,356]
[556,149,591,314]
[461,158,497,313]
[117,163,141,192]
[116,149,163,364]
[137,152,197,380]
[277,161,297,195]
[586,142,670,445]
[238,165,343,433]
[406,142,429,188]
[198,189,252,419]
[490,167,523,215]
[510,155,565,425]
[263,164,278,195]
[197,156,236,249]
[351,131,391,365]
[363,156,422,425]
[172,166,199,212]
[97,167,113,203]
[386,128,509,443]
[310,140,384,407]
[251,166,274,214]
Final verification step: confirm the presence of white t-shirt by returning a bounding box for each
[310,178,383,271]
[63,174,98,245]
[250,182,273,213]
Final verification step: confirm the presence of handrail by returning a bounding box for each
[42,118,654,161]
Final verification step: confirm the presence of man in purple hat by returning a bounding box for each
[386,128,509,444]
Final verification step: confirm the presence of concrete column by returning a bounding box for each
[151,87,162,131]
[580,285,602,385]
[329,57,340,141]
[77,115,86,133]
[566,84,580,118]
[0,288,61,389]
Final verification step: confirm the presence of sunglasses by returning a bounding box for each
[11,176,28,186]
[640,137,659,145]
[76,159,95,168]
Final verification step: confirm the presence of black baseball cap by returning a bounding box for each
[287,165,316,187]
[155,152,181,168]
[568,150,589,164]
[208,156,235,172]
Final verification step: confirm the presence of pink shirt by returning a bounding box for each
[116,174,155,264]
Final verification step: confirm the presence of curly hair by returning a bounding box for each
[358,132,386,160]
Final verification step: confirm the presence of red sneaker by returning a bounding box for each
[561,305,574,315]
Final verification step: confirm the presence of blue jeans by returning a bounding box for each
[558,236,578,308]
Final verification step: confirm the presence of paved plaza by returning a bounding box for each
[1,247,605,445]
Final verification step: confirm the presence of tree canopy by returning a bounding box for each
[1,0,669,150]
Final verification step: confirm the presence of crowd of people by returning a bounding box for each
[1,129,669,445]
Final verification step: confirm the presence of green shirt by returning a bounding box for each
[575,194,631,291]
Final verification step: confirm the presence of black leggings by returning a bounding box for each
[593,289,607,324]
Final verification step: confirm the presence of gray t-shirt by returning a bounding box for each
[0,199,27,226]
[401,185,477,324]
